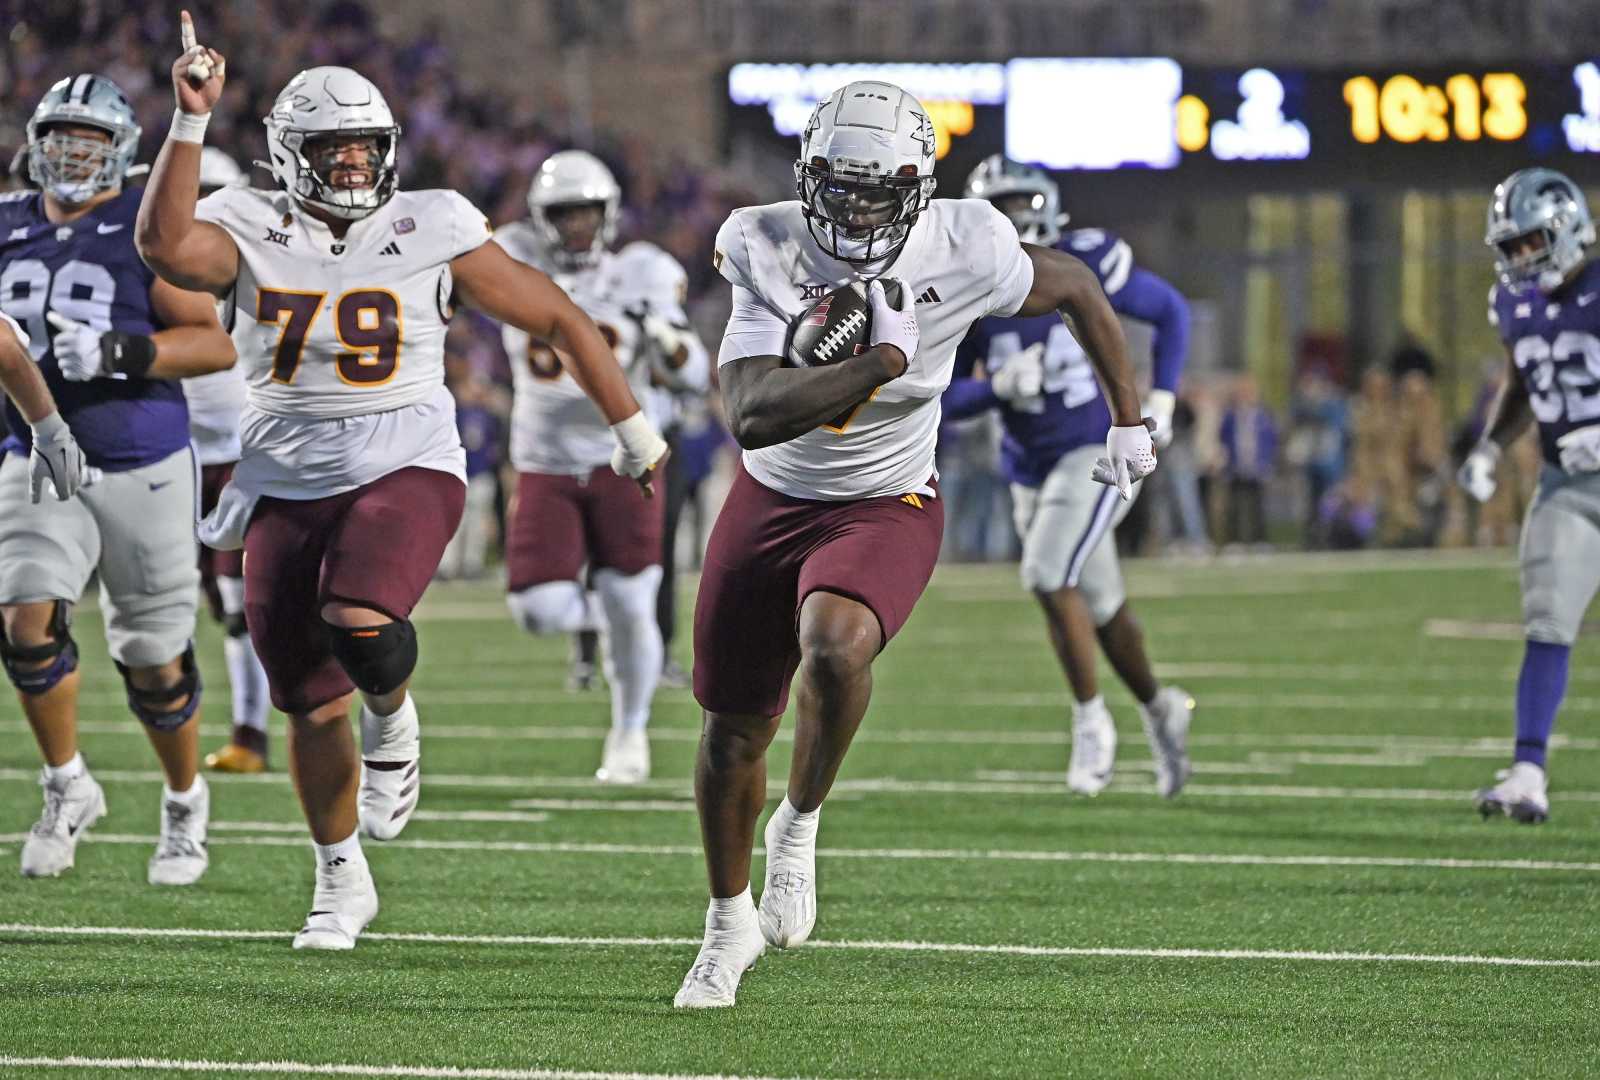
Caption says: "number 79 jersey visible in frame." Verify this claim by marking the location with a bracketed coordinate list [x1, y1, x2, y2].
[1489, 259, 1600, 469]
[195, 184, 491, 419]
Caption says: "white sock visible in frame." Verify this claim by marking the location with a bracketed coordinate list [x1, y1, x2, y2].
[164, 774, 205, 803]
[364, 690, 414, 721]
[361, 692, 417, 761]
[218, 576, 270, 734]
[594, 566, 663, 734]
[1073, 695, 1110, 724]
[44, 752, 86, 784]
[312, 829, 364, 873]
[1137, 688, 1165, 718]
[222, 634, 271, 733]
[707, 886, 757, 932]
[768, 796, 819, 850]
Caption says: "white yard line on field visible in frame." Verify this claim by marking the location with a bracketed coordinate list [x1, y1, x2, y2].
[0, 1055, 813, 1080]
[3, 833, 1598, 874]
[6, 767, 1600, 803]
[205, 811, 553, 833]
[0, 924, 1591, 970]
[8, 726, 1594, 756]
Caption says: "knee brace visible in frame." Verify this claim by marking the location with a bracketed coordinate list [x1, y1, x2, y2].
[116, 644, 202, 731]
[0, 601, 79, 696]
[507, 581, 591, 635]
[325, 618, 417, 696]
[222, 610, 249, 639]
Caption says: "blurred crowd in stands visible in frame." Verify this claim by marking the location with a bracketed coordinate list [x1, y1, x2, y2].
[0, 0, 1531, 570]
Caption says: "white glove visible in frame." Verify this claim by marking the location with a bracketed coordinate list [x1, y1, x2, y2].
[1457, 441, 1500, 503]
[990, 342, 1045, 408]
[1144, 388, 1177, 449]
[1090, 420, 1159, 500]
[1557, 427, 1600, 474]
[866, 278, 918, 371]
[641, 312, 687, 363]
[28, 411, 94, 502]
[45, 312, 107, 381]
[609, 409, 669, 493]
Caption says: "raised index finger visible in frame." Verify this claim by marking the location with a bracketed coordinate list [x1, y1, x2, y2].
[180, 10, 197, 51]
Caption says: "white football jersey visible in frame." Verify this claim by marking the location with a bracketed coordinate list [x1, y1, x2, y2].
[495, 225, 706, 473]
[196, 185, 491, 498]
[184, 363, 246, 465]
[714, 198, 1034, 501]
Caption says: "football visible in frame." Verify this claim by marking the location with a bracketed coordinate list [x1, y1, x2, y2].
[786, 280, 902, 368]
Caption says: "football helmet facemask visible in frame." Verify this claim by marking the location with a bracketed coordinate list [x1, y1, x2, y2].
[1486, 168, 1596, 292]
[794, 81, 936, 267]
[26, 74, 141, 206]
[964, 154, 1068, 247]
[527, 150, 621, 270]
[264, 67, 400, 221]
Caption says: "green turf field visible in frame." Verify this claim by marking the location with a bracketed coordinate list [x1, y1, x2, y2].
[1, 549, 1597, 1079]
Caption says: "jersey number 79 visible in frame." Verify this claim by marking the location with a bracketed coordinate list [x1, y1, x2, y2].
[259, 287, 403, 386]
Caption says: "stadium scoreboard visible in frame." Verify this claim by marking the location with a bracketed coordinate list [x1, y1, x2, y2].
[727, 60, 1600, 188]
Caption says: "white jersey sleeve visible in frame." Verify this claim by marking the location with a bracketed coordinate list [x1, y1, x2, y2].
[196, 186, 477, 497]
[979, 200, 1036, 317]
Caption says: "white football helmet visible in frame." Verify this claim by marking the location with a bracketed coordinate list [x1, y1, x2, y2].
[527, 150, 621, 270]
[26, 74, 141, 205]
[964, 154, 1068, 247]
[1486, 168, 1596, 292]
[263, 67, 400, 221]
[198, 146, 243, 193]
[795, 80, 936, 266]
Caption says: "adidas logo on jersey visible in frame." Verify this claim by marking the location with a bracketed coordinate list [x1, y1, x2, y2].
[914, 286, 942, 304]
[379, 241, 403, 256]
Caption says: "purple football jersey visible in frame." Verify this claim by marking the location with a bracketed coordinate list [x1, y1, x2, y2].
[0, 187, 189, 471]
[1490, 260, 1600, 470]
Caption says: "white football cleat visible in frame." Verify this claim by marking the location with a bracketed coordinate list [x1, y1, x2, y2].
[1067, 703, 1117, 796]
[1141, 686, 1195, 799]
[292, 857, 379, 950]
[758, 811, 817, 949]
[20, 768, 106, 879]
[147, 776, 210, 886]
[1474, 762, 1550, 824]
[595, 728, 650, 785]
[358, 695, 420, 841]
[673, 904, 766, 1009]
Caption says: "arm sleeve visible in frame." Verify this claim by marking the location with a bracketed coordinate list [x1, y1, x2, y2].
[982, 203, 1035, 317]
[1109, 267, 1190, 393]
[717, 285, 789, 367]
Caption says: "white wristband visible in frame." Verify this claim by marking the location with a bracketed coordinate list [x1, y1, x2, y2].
[610, 410, 662, 459]
[169, 110, 210, 144]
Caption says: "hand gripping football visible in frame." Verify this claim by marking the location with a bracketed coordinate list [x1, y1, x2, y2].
[787, 281, 903, 368]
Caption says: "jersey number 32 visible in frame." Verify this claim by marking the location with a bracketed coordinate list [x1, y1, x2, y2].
[1515, 331, 1600, 425]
